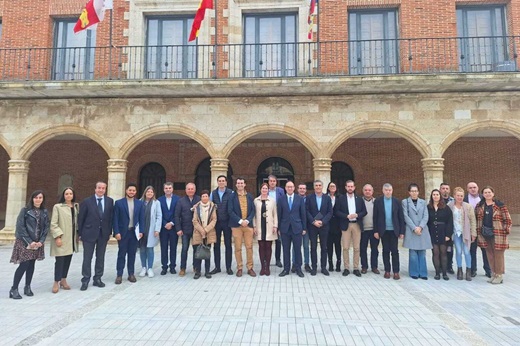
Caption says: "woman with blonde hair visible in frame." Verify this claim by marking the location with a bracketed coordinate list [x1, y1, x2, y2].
[447, 187, 476, 281]
[254, 183, 278, 276]
[138, 186, 162, 278]
[192, 190, 217, 279]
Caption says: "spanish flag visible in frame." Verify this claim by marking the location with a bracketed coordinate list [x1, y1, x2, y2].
[189, 0, 214, 42]
[74, 0, 106, 34]
[308, 0, 317, 40]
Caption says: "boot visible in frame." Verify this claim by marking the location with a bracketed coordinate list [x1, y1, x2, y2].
[328, 260, 334, 272]
[491, 274, 503, 284]
[260, 261, 266, 276]
[24, 285, 34, 296]
[9, 288, 22, 299]
[457, 267, 463, 280]
[336, 261, 341, 272]
[465, 268, 472, 281]
[52, 282, 59, 294]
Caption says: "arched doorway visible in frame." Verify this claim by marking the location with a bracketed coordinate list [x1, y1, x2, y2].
[194, 158, 234, 193]
[257, 157, 294, 194]
[139, 162, 166, 197]
[331, 161, 354, 193]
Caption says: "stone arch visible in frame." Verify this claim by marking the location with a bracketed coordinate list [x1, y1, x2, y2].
[440, 120, 520, 156]
[0, 135, 12, 159]
[221, 123, 321, 159]
[119, 124, 216, 159]
[19, 125, 112, 160]
[326, 121, 432, 159]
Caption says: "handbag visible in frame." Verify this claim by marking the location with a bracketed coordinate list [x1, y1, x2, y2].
[195, 240, 211, 260]
[481, 225, 494, 239]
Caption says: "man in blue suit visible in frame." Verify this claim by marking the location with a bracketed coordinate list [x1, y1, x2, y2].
[174, 182, 200, 277]
[113, 183, 145, 284]
[268, 175, 285, 268]
[306, 180, 333, 276]
[158, 182, 180, 275]
[278, 181, 306, 278]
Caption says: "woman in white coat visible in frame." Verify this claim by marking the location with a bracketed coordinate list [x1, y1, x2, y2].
[402, 183, 432, 279]
[138, 186, 162, 278]
[253, 183, 278, 276]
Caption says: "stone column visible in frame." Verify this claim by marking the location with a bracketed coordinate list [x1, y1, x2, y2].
[0, 160, 30, 242]
[313, 158, 332, 188]
[210, 158, 229, 191]
[422, 158, 444, 199]
[107, 159, 128, 200]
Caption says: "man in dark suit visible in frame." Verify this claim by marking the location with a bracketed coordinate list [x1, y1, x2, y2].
[464, 181, 491, 278]
[158, 182, 180, 275]
[113, 183, 145, 284]
[78, 181, 114, 291]
[268, 175, 285, 268]
[306, 180, 333, 276]
[278, 181, 306, 277]
[335, 180, 367, 277]
[209, 175, 234, 275]
[174, 182, 200, 277]
[373, 183, 405, 280]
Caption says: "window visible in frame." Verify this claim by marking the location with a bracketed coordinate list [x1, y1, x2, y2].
[457, 6, 510, 72]
[146, 17, 196, 79]
[349, 10, 398, 75]
[243, 13, 297, 77]
[53, 20, 96, 80]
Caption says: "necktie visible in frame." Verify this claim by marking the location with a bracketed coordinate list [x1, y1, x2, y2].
[289, 196, 293, 210]
[97, 198, 103, 217]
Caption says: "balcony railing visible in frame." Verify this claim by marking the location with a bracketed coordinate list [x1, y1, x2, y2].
[0, 36, 518, 82]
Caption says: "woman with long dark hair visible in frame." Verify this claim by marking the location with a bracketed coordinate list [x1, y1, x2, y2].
[138, 186, 162, 278]
[253, 183, 278, 276]
[427, 189, 453, 281]
[9, 190, 49, 299]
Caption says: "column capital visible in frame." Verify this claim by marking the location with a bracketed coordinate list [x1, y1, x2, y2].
[8, 160, 30, 173]
[210, 158, 229, 169]
[107, 159, 128, 172]
[312, 158, 332, 171]
[421, 158, 444, 171]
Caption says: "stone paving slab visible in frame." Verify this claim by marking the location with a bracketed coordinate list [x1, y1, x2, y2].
[1, 235, 519, 346]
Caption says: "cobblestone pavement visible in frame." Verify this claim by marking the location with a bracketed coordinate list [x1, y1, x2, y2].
[1, 228, 519, 346]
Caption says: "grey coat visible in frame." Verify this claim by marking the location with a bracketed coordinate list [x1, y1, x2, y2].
[402, 198, 432, 250]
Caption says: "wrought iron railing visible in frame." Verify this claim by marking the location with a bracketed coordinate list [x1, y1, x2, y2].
[0, 36, 518, 82]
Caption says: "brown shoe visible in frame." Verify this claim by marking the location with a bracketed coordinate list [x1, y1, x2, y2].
[361, 268, 367, 274]
[179, 269, 186, 277]
[236, 269, 243, 277]
[393, 273, 400, 280]
[115, 276, 122, 285]
[60, 279, 71, 290]
[372, 268, 380, 274]
[248, 269, 257, 277]
[128, 275, 137, 283]
[52, 282, 59, 294]
[384, 271, 391, 279]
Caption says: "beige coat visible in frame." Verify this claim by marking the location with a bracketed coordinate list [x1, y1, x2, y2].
[192, 201, 217, 245]
[50, 203, 79, 257]
[253, 197, 278, 241]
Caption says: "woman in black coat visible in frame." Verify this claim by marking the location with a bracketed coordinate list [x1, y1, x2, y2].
[427, 189, 453, 281]
[327, 182, 341, 272]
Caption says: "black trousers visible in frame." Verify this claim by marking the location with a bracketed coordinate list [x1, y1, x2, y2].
[327, 231, 341, 265]
[54, 254, 73, 282]
[281, 230, 302, 271]
[82, 236, 108, 283]
[159, 228, 179, 270]
[309, 227, 328, 270]
[381, 231, 400, 273]
[446, 239, 454, 269]
[213, 221, 232, 270]
[13, 259, 36, 289]
[360, 229, 380, 270]
[193, 244, 211, 273]
[275, 239, 282, 262]
[470, 239, 491, 274]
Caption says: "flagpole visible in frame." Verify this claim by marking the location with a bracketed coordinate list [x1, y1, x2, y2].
[213, 0, 218, 79]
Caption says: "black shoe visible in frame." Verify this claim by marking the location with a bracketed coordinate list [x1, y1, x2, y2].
[342, 269, 350, 277]
[161, 269, 167, 275]
[93, 280, 105, 288]
[335, 266, 341, 273]
[434, 274, 441, 280]
[80, 282, 88, 291]
[9, 288, 22, 299]
[209, 268, 221, 275]
[420, 277, 428, 280]
[296, 270, 305, 278]
[328, 261, 334, 272]
[24, 286, 34, 297]
[485, 272, 492, 278]
[170, 268, 176, 274]
[226, 268, 234, 275]
[447, 268, 455, 274]
[322, 268, 330, 276]
[310, 269, 317, 276]
[205, 273, 212, 279]
[194, 272, 201, 280]
[443, 274, 450, 281]
[291, 266, 296, 273]
[276, 261, 283, 268]
[305, 265, 311, 273]
[353, 270, 361, 277]
[471, 270, 477, 278]
[411, 276, 419, 279]
[279, 270, 289, 277]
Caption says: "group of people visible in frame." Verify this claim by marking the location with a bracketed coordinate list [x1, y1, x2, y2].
[8, 175, 512, 299]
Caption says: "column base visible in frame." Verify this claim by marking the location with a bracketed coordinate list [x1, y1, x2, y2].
[0, 227, 15, 244]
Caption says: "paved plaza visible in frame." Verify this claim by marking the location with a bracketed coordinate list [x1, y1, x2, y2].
[1, 230, 519, 346]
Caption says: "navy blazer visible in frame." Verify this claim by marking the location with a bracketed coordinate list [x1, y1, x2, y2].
[373, 196, 405, 237]
[210, 187, 234, 222]
[335, 194, 368, 230]
[78, 195, 114, 243]
[174, 195, 201, 235]
[227, 192, 255, 228]
[305, 193, 333, 230]
[278, 194, 306, 235]
[112, 198, 145, 237]
[158, 195, 180, 230]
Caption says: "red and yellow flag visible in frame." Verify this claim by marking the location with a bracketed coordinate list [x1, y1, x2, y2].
[189, 0, 214, 41]
[74, 0, 106, 34]
[308, 0, 317, 40]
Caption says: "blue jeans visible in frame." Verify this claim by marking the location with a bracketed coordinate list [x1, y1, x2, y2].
[292, 232, 309, 266]
[453, 233, 471, 268]
[180, 233, 193, 270]
[139, 247, 155, 269]
[409, 249, 427, 278]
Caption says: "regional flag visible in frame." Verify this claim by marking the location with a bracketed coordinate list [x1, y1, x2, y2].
[308, 0, 317, 40]
[189, 0, 214, 42]
[74, 0, 107, 33]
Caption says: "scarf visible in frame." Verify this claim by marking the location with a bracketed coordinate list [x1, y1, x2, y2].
[198, 202, 210, 227]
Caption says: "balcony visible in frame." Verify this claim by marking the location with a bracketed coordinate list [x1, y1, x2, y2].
[0, 36, 518, 82]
